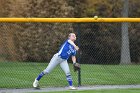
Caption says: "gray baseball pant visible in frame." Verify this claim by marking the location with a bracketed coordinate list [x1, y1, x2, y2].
[43, 53, 71, 76]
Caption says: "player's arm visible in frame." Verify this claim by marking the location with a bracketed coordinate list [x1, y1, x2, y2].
[68, 40, 79, 51]
[72, 56, 76, 64]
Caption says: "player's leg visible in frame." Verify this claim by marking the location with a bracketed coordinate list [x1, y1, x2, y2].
[60, 61, 77, 89]
[36, 54, 60, 81]
[33, 54, 60, 88]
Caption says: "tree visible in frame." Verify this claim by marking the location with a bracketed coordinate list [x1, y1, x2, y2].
[1, 0, 84, 62]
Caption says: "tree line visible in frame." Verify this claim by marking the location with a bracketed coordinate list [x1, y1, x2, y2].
[0, 0, 139, 64]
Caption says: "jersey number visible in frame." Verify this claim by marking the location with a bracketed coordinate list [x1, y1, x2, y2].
[67, 50, 71, 55]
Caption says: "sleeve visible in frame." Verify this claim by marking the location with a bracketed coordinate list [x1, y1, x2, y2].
[68, 40, 76, 47]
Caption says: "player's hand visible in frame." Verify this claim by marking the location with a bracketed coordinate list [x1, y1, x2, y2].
[73, 63, 80, 72]
[75, 46, 79, 51]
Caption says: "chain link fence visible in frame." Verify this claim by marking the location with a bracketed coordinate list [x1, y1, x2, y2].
[0, 22, 140, 88]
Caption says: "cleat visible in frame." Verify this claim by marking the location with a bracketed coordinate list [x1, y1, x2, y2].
[69, 86, 77, 90]
[33, 79, 39, 88]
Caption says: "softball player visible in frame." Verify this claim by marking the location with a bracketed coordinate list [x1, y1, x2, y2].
[33, 33, 79, 90]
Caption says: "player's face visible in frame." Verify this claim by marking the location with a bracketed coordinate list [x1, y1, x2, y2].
[69, 34, 76, 41]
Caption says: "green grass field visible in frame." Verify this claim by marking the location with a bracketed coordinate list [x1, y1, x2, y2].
[0, 62, 140, 88]
[29, 88, 140, 93]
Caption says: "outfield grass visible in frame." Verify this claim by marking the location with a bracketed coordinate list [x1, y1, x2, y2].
[0, 62, 140, 88]
[30, 88, 140, 93]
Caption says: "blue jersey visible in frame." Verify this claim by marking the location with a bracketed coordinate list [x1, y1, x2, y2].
[58, 39, 76, 60]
